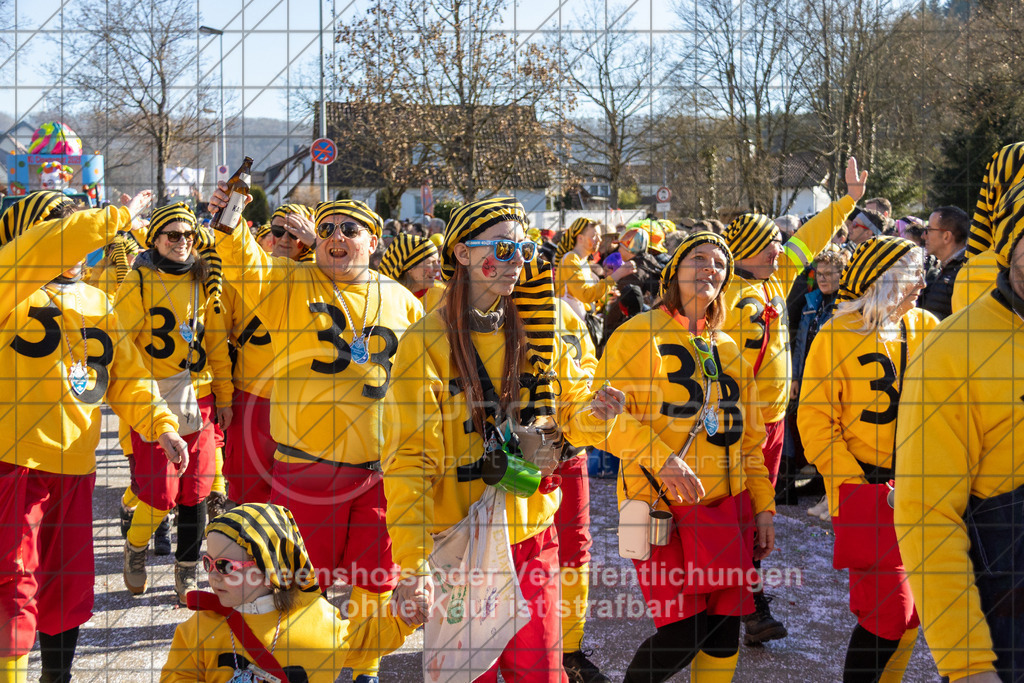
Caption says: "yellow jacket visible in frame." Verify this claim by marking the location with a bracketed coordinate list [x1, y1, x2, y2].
[113, 264, 233, 407]
[895, 290, 1024, 681]
[951, 249, 1000, 314]
[383, 309, 610, 575]
[555, 299, 598, 379]
[160, 591, 408, 683]
[420, 280, 446, 314]
[598, 309, 775, 515]
[0, 207, 178, 475]
[216, 226, 423, 466]
[557, 252, 612, 313]
[723, 196, 856, 423]
[220, 282, 275, 399]
[798, 308, 937, 516]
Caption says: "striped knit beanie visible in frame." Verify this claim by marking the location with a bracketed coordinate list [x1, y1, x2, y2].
[723, 213, 779, 261]
[313, 199, 383, 238]
[379, 232, 438, 281]
[441, 197, 529, 281]
[970, 142, 1024, 257]
[0, 191, 75, 247]
[206, 503, 319, 593]
[991, 180, 1024, 268]
[660, 231, 734, 296]
[554, 217, 595, 263]
[837, 236, 915, 303]
[146, 202, 196, 247]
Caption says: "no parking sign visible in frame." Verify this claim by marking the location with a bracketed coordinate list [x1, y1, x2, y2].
[311, 138, 337, 165]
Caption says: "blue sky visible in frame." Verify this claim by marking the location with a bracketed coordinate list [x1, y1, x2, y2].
[0, 0, 677, 127]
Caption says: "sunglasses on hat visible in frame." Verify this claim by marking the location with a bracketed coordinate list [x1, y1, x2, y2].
[316, 220, 366, 240]
[159, 230, 196, 244]
[464, 239, 537, 262]
[202, 553, 258, 576]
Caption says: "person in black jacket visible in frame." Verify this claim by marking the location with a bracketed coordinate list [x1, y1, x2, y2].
[919, 205, 969, 320]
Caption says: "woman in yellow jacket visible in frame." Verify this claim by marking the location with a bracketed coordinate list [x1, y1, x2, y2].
[600, 232, 777, 682]
[0, 190, 191, 683]
[556, 217, 635, 322]
[385, 198, 625, 682]
[379, 232, 445, 311]
[798, 236, 936, 683]
[115, 202, 234, 605]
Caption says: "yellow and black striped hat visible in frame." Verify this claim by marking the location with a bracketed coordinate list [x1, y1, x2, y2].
[554, 217, 596, 263]
[0, 191, 75, 247]
[194, 226, 226, 312]
[105, 232, 142, 287]
[970, 142, 1024, 257]
[313, 199, 383, 237]
[660, 231, 734, 296]
[991, 180, 1024, 268]
[441, 197, 528, 281]
[272, 203, 315, 261]
[379, 232, 438, 281]
[255, 222, 273, 243]
[146, 202, 196, 247]
[723, 213, 780, 261]
[272, 203, 312, 223]
[206, 503, 319, 593]
[837, 236, 915, 303]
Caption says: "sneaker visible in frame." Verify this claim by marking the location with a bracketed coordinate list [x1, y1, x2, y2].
[563, 650, 610, 683]
[743, 592, 788, 645]
[206, 491, 230, 520]
[123, 541, 148, 595]
[174, 561, 198, 605]
[153, 515, 172, 556]
[807, 495, 829, 519]
[119, 504, 135, 539]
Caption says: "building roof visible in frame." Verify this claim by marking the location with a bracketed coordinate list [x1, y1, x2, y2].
[315, 101, 552, 190]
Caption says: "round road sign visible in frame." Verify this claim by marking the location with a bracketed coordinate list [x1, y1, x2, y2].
[311, 138, 337, 166]
[656, 186, 672, 203]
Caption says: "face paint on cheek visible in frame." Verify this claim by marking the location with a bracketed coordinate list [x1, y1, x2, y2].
[481, 256, 498, 278]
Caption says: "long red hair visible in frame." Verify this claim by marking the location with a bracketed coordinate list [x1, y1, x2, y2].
[443, 264, 527, 435]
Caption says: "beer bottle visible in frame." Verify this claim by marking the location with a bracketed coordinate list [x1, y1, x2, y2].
[209, 156, 253, 234]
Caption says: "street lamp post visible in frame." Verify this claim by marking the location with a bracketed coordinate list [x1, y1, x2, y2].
[199, 25, 226, 172]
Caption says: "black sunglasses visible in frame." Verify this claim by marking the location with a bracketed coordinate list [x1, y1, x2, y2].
[159, 230, 195, 244]
[270, 225, 295, 239]
[316, 221, 366, 240]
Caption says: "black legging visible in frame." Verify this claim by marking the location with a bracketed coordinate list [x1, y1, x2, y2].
[174, 501, 207, 563]
[843, 624, 902, 683]
[624, 612, 741, 683]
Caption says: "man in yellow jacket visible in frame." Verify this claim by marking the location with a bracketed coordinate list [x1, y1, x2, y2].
[0, 191, 190, 683]
[896, 179, 1024, 683]
[721, 156, 867, 644]
[209, 186, 422, 683]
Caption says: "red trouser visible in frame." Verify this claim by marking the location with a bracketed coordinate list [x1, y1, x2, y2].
[848, 566, 920, 641]
[0, 463, 95, 656]
[477, 526, 568, 683]
[224, 389, 277, 503]
[762, 419, 785, 487]
[554, 456, 592, 568]
[270, 459, 398, 593]
[129, 394, 216, 510]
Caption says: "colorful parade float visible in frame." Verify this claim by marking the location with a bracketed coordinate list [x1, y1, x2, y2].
[5, 121, 105, 208]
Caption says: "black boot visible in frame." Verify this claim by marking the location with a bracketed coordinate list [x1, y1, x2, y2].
[743, 591, 788, 645]
[563, 649, 610, 683]
[39, 627, 79, 683]
[153, 514, 172, 556]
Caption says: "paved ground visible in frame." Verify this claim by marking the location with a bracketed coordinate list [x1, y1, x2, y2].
[23, 411, 941, 681]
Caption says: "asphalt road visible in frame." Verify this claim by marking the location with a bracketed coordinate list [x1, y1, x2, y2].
[21, 412, 941, 682]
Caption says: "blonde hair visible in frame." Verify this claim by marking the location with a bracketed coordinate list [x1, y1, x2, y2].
[834, 248, 923, 340]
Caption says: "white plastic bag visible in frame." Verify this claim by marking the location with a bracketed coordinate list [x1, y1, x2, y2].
[423, 487, 528, 682]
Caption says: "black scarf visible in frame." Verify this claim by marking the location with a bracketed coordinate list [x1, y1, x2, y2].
[993, 269, 1024, 319]
[135, 249, 196, 276]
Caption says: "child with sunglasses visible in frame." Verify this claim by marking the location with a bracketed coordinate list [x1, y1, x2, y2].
[600, 232, 776, 683]
[161, 503, 414, 683]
